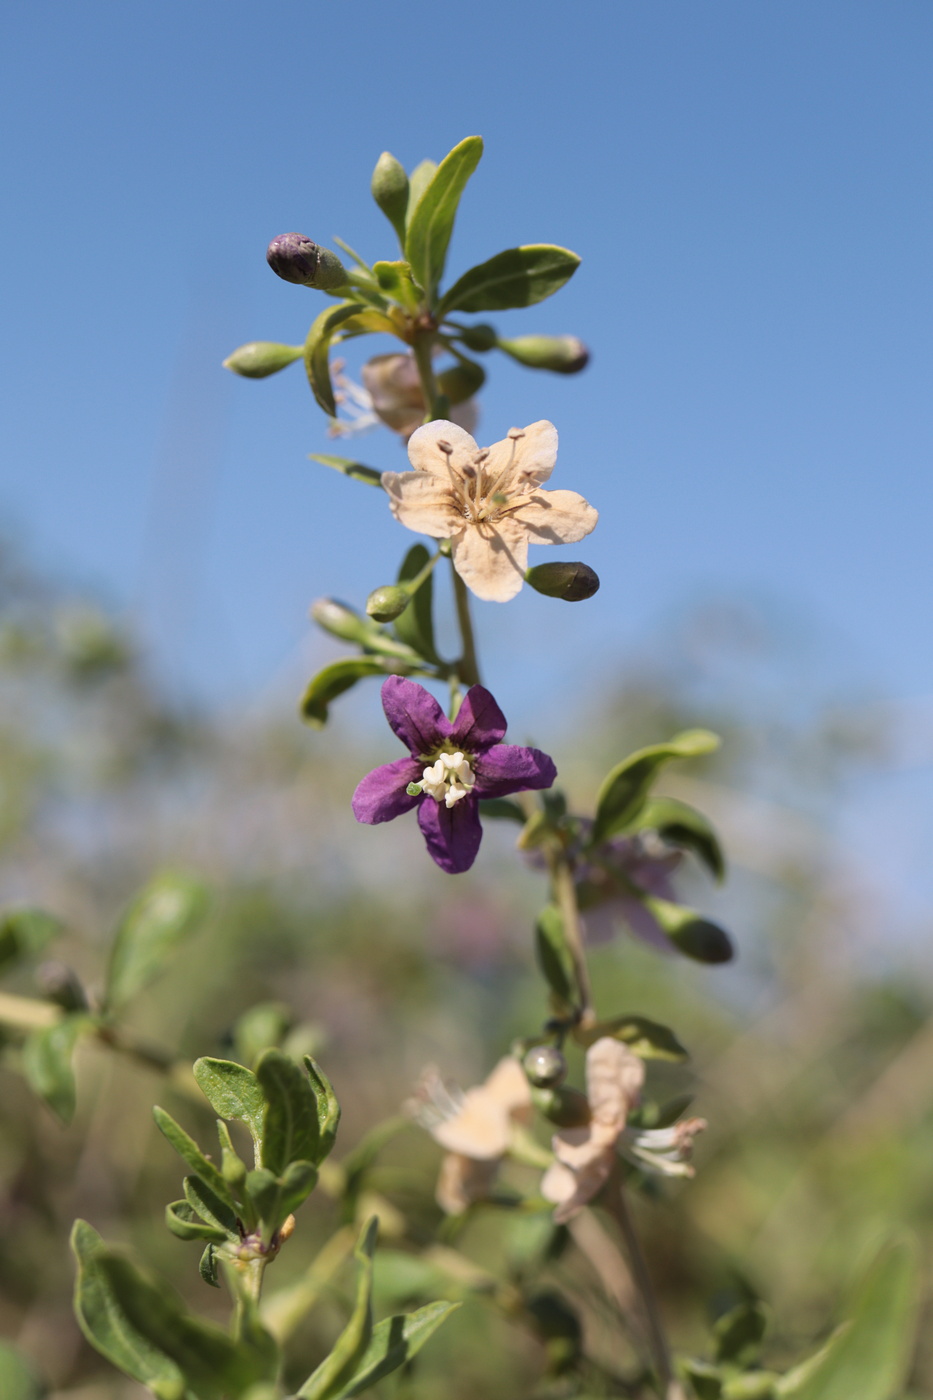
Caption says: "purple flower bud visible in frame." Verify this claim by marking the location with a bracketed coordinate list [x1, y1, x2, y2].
[266, 233, 348, 290]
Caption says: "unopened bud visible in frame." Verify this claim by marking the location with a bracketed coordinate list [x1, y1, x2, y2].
[266, 233, 348, 290]
[531, 1085, 591, 1128]
[37, 960, 88, 1012]
[366, 585, 410, 623]
[371, 152, 409, 240]
[222, 341, 303, 379]
[222, 1146, 248, 1190]
[312, 597, 379, 644]
[523, 1045, 567, 1088]
[525, 561, 600, 602]
[497, 335, 589, 374]
[436, 359, 486, 404]
[457, 323, 497, 353]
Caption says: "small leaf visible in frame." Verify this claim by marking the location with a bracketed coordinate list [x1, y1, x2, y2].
[300, 657, 414, 728]
[70, 1221, 185, 1400]
[183, 1174, 240, 1238]
[199, 1243, 220, 1288]
[437, 244, 580, 316]
[640, 896, 734, 964]
[405, 159, 437, 231]
[193, 1057, 266, 1150]
[590, 730, 721, 845]
[256, 1048, 320, 1175]
[304, 1055, 341, 1163]
[105, 872, 210, 1010]
[715, 1301, 768, 1366]
[0, 1342, 45, 1400]
[337, 1300, 461, 1398]
[373, 260, 419, 308]
[245, 1166, 282, 1225]
[574, 1014, 689, 1061]
[152, 1105, 237, 1208]
[535, 906, 576, 1013]
[22, 1015, 87, 1124]
[405, 136, 483, 299]
[681, 1360, 724, 1399]
[777, 1238, 920, 1400]
[279, 1158, 319, 1216]
[298, 1217, 379, 1400]
[0, 907, 63, 973]
[165, 1200, 229, 1243]
[393, 544, 440, 664]
[308, 453, 384, 487]
[304, 302, 366, 417]
[478, 797, 526, 823]
[626, 795, 725, 882]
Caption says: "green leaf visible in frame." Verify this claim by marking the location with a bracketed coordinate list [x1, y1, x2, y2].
[70, 1221, 185, 1400]
[626, 795, 725, 882]
[165, 1199, 230, 1243]
[245, 1166, 282, 1225]
[0, 1343, 45, 1400]
[405, 136, 483, 299]
[591, 730, 721, 846]
[681, 1360, 724, 1399]
[777, 1238, 920, 1400]
[96, 1250, 275, 1398]
[279, 1159, 319, 1216]
[437, 244, 580, 316]
[183, 1174, 240, 1238]
[304, 1055, 341, 1163]
[105, 872, 210, 1009]
[152, 1105, 237, 1208]
[0, 907, 63, 973]
[298, 1217, 379, 1400]
[574, 1014, 689, 1061]
[193, 1057, 266, 1150]
[639, 896, 734, 964]
[373, 260, 420, 308]
[308, 453, 384, 487]
[199, 1243, 220, 1288]
[22, 1015, 87, 1124]
[304, 302, 366, 416]
[256, 1048, 320, 1175]
[478, 797, 526, 823]
[404, 159, 437, 231]
[338, 1300, 461, 1398]
[393, 544, 440, 664]
[300, 657, 413, 728]
[535, 906, 576, 1013]
[715, 1301, 768, 1366]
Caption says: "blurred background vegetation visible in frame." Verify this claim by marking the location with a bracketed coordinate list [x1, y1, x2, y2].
[0, 539, 930, 1397]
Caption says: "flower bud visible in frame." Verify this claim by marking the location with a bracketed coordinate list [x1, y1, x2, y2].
[525, 561, 600, 602]
[266, 233, 348, 290]
[371, 152, 409, 240]
[366, 585, 410, 623]
[222, 341, 303, 379]
[457, 323, 497, 353]
[311, 597, 380, 644]
[497, 335, 589, 374]
[523, 1044, 568, 1088]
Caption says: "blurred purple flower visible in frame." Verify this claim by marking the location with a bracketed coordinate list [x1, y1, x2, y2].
[352, 677, 556, 874]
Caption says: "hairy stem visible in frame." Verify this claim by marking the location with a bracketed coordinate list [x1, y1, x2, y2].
[551, 854, 594, 1026]
[607, 1171, 677, 1397]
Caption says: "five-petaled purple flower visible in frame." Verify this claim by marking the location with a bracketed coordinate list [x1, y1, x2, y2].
[352, 677, 557, 874]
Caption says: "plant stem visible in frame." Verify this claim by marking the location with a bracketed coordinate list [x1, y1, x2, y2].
[412, 331, 439, 413]
[551, 854, 594, 1026]
[607, 1170, 677, 1398]
[451, 564, 481, 687]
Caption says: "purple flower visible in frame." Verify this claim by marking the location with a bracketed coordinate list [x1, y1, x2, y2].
[352, 677, 557, 874]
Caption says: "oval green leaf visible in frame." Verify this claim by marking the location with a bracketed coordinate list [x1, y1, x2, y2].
[105, 872, 210, 1010]
[304, 302, 367, 417]
[627, 795, 725, 882]
[437, 244, 580, 316]
[22, 1015, 88, 1124]
[640, 896, 734, 964]
[193, 1056, 266, 1150]
[590, 730, 721, 846]
[300, 657, 415, 728]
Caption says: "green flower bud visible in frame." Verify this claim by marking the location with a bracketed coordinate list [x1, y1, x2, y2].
[311, 598, 381, 644]
[266, 233, 348, 290]
[371, 151, 409, 241]
[531, 1084, 591, 1128]
[457, 323, 497, 353]
[497, 334, 589, 374]
[436, 357, 486, 404]
[366, 585, 410, 623]
[525, 561, 600, 601]
[523, 1044, 568, 1088]
[222, 341, 303, 379]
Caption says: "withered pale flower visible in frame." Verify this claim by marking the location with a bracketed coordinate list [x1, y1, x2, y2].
[540, 1038, 705, 1223]
[382, 420, 598, 603]
[409, 1056, 533, 1214]
[331, 354, 478, 443]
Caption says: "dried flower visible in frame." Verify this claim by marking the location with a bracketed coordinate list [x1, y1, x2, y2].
[381, 420, 598, 602]
[352, 677, 556, 873]
[331, 354, 478, 443]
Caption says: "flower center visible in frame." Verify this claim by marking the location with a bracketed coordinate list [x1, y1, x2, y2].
[436, 431, 533, 525]
[408, 750, 477, 808]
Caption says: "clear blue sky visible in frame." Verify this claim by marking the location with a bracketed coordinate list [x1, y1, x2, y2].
[3, 2, 933, 924]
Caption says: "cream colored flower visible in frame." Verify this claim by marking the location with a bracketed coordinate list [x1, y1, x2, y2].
[381, 420, 598, 602]
[540, 1038, 705, 1223]
[331, 354, 478, 443]
[408, 1056, 533, 1214]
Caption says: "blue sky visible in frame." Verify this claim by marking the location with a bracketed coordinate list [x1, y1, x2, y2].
[3, 2, 933, 923]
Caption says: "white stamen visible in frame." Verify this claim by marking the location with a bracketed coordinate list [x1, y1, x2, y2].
[410, 750, 476, 806]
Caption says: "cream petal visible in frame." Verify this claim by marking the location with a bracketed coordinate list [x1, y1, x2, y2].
[432, 1086, 512, 1159]
[381, 470, 460, 539]
[407, 419, 479, 479]
[481, 420, 558, 492]
[585, 1039, 644, 1131]
[510, 488, 599, 546]
[436, 1153, 499, 1214]
[451, 519, 528, 603]
[482, 1056, 534, 1117]
[540, 1159, 578, 1206]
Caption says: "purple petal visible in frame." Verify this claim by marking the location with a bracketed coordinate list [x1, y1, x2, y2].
[380, 676, 450, 756]
[449, 685, 508, 752]
[352, 756, 424, 824]
[474, 743, 557, 799]
[417, 795, 483, 873]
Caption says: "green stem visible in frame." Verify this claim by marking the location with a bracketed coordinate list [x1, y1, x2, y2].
[451, 564, 480, 688]
[412, 331, 439, 414]
[551, 854, 594, 1026]
[606, 1169, 676, 1397]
